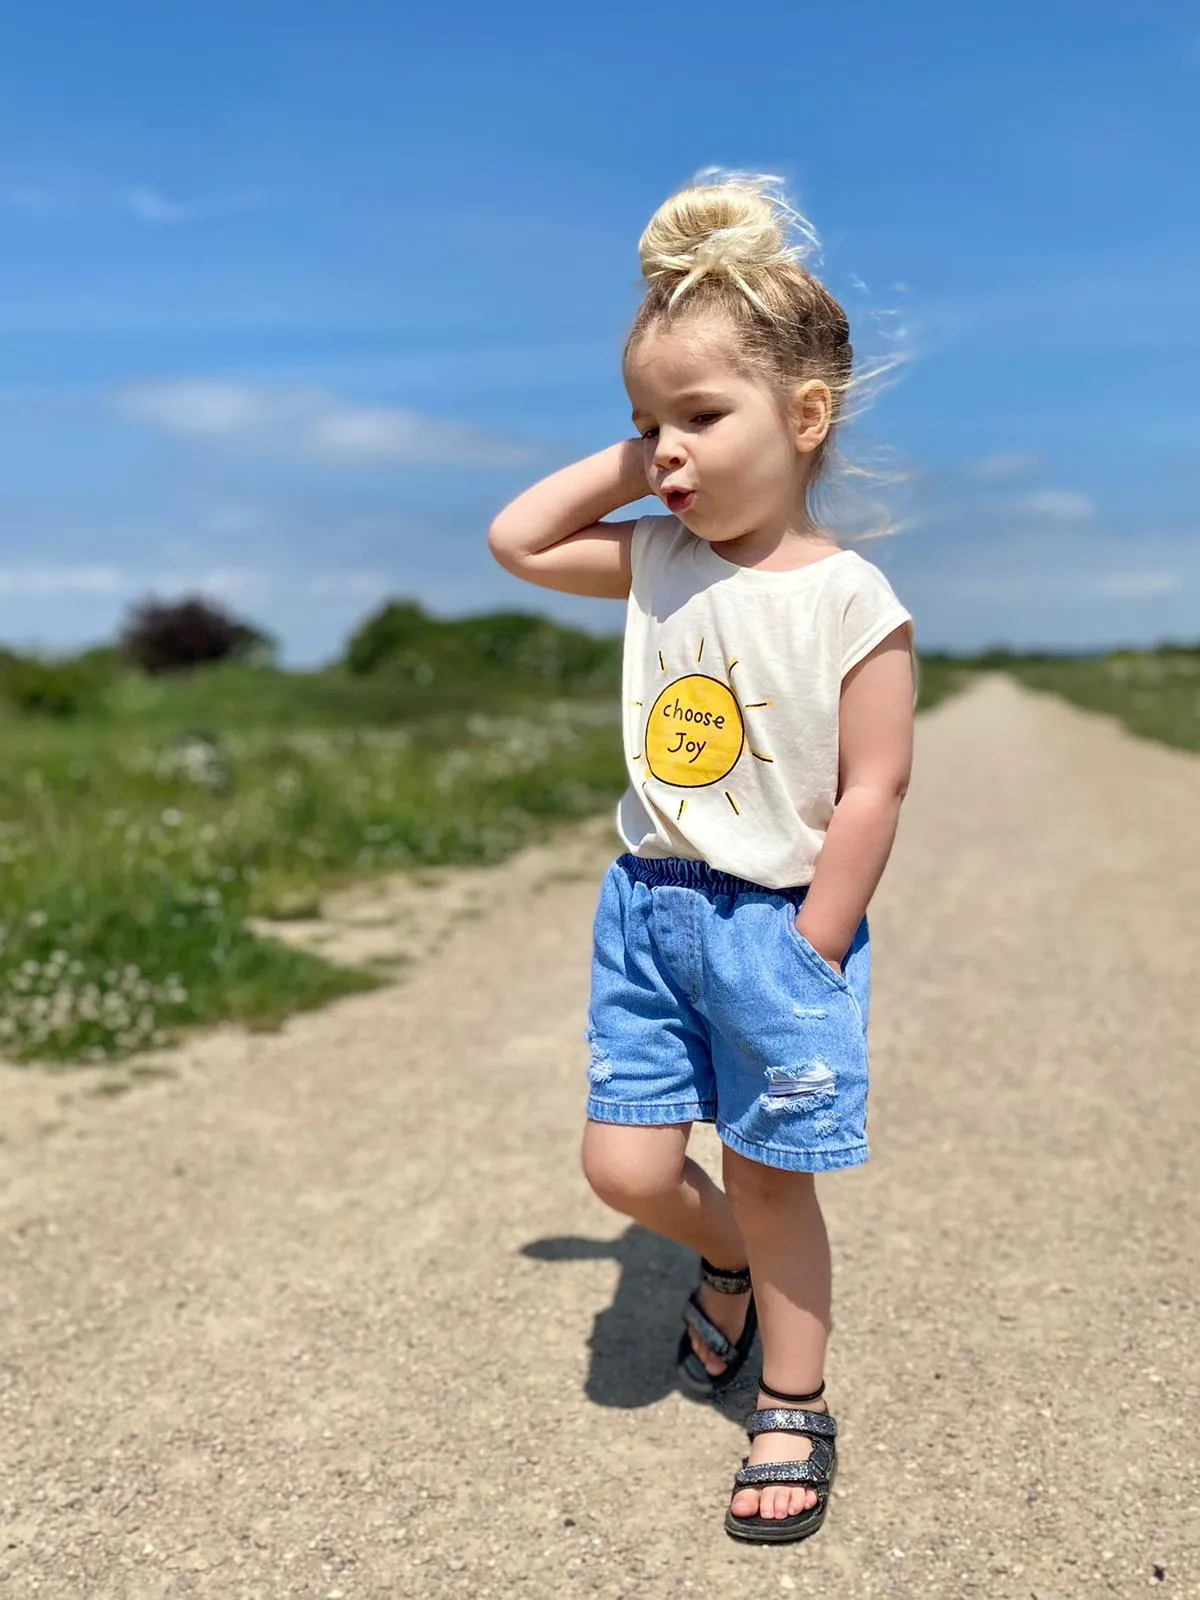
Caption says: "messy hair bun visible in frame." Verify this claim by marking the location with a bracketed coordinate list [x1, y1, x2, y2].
[638, 177, 803, 315]
[627, 171, 853, 447]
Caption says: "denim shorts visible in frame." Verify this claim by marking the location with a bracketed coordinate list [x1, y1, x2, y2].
[585, 855, 872, 1173]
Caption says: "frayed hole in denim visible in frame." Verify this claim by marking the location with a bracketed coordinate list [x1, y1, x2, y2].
[759, 1061, 836, 1114]
[586, 1026, 613, 1084]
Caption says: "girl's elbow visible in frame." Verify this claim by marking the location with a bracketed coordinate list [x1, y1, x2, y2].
[487, 517, 524, 572]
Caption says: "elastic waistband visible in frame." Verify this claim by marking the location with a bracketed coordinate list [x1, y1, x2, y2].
[616, 853, 808, 899]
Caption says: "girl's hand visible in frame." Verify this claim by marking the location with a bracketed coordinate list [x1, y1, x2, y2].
[794, 917, 845, 976]
[488, 441, 650, 599]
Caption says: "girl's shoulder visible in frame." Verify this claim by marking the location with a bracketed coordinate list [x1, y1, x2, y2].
[628, 513, 696, 594]
[819, 544, 902, 593]
[821, 547, 914, 674]
[631, 512, 691, 558]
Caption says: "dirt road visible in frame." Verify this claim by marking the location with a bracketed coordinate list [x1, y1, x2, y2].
[2, 675, 1198, 1598]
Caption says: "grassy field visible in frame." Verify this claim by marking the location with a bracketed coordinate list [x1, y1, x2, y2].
[1, 645, 627, 1065]
[0, 640, 1077, 1068]
[911, 655, 971, 714]
[994, 650, 1200, 754]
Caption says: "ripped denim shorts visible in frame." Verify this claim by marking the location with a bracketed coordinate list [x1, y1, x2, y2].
[585, 855, 872, 1173]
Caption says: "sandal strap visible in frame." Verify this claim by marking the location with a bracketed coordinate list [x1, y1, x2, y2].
[734, 1452, 833, 1490]
[759, 1377, 825, 1405]
[681, 1295, 735, 1362]
[700, 1258, 752, 1295]
[746, 1407, 837, 1440]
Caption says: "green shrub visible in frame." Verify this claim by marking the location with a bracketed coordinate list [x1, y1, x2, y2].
[453, 612, 620, 688]
[344, 598, 620, 691]
[0, 656, 98, 718]
[344, 601, 436, 676]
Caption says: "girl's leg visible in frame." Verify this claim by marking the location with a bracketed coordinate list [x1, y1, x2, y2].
[722, 1146, 832, 1522]
[581, 1121, 750, 1374]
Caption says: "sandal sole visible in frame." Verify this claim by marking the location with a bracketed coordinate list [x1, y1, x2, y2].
[676, 1359, 744, 1400]
[723, 1511, 826, 1545]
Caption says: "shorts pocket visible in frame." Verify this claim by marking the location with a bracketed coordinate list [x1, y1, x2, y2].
[779, 899, 849, 992]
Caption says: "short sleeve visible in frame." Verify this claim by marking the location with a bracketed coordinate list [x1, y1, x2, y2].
[629, 514, 659, 587]
[629, 513, 686, 602]
[838, 557, 914, 676]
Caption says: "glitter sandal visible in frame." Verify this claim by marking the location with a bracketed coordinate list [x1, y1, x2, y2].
[724, 1379, 837, 1545]
[675, 1257, 757, 1399]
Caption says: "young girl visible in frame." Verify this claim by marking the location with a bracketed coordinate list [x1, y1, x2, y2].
[488, 174, 914, 1545]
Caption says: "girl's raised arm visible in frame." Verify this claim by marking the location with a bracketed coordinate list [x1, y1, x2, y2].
[488, 440, 649, 599]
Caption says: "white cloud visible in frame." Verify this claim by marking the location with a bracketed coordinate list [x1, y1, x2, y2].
[123, 381, 275, 436]
[119, 187, 199, 223]
[0, 184, 62, 215]
[117, 186, 260, 224]
[0, 565, 127, 595]
[206, 506, 267, 536]
[0, 563, 276, 603]
[117, 380, 535, 467]
[0, 178, 258, 225]
[148, 566, 270, 600]
[306, 573, 393, 600]
[1014, 489, 1095, 522]
[969, 450, 1041, 479]
[1090, 571, 1182, 599]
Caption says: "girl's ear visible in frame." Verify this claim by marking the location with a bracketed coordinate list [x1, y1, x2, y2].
[790, 379, 833, 456]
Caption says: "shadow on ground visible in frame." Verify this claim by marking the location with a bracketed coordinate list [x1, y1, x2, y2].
[522, 1224, 759, 1422]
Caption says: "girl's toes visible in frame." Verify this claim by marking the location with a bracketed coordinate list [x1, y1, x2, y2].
[789, 1486, 815, 1517]
[730, 1487, 761, 1520]
[689, 1331, 725, 1375]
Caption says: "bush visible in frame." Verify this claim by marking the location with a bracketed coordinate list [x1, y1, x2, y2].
[344, 601, 436, 678]
[120, 596, 275, 677]
[344, 598, 621, 692]
[0, 656, 98, 718]
[452, 612, 620, 688]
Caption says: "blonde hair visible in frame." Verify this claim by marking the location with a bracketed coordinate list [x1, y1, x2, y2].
[626, 171, 855, 489]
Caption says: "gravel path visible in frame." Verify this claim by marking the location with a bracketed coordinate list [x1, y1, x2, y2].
[2, 674, 1198, 1599]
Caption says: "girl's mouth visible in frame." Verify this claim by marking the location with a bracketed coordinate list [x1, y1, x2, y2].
[664, 488, 695, 515]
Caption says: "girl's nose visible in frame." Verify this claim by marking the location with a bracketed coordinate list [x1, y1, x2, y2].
[654, 435, 686, 472]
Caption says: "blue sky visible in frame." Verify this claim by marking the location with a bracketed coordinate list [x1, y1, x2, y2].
[1, 1, 1196, 664]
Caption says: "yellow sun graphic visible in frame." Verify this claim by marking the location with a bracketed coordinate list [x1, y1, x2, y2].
[633, 639, 772, 820]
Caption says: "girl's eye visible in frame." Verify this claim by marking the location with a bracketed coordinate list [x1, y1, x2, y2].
[640, 426, 659, 440]
[692, 412, 722, 427]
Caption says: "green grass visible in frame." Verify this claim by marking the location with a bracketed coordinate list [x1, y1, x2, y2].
[997, 650, 1200, 754]
[1, 646, 968, 1068]
[1, 663, 626, 1065]
[913, 655, 974, 713]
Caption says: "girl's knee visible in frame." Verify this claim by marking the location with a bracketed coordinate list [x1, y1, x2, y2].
[581, 1121, 688, 1214]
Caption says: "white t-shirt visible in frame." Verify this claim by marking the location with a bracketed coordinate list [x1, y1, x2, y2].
[616, 515, 914, 889]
